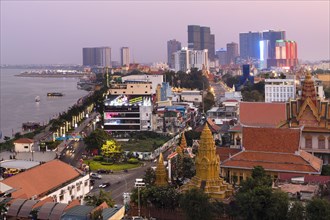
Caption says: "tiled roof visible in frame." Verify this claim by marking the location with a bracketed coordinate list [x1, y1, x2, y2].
[239, 102, 286, 127]
[216, 147, 241, 161]
[278, 173, 330, 184]
[242, 127, 301, 153]
[1, 160, 80, 199]
[221, 151, 320, 174]
[14, 138, 34, 144]
[229, 124, 242, 132]
[195, 119, 221, 133]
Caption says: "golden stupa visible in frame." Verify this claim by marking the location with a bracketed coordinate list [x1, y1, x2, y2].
[183, 124, 233, 199]
[155, 152, 168, 186]
[176, 133, 187, 155]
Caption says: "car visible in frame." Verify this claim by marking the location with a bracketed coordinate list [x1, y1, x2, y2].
[98, 182, 111, 188]
[90, 172, 102, 179]
[97, 169, 107, 174]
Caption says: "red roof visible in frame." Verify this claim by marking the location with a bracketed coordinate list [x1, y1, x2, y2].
[1, 160, 80, 199]
[14, 138, 34, 144]
[216, 147, 241, 161]
[278, 173, 330, 184]
[221, 151, 321, 174]
[243, 127, 301, 153]
[195, 119, 221, 133]
[239, 102, 287, 127]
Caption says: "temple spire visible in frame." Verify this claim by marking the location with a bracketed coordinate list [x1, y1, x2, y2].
[182, 123, 233, 200]
[301, 71, 317, 105]
[155, 153, 167, 186]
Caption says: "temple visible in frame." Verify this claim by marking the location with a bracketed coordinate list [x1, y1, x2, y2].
[155, 153, 168, 186]
[183, 124, 233, 200]
[280, 71, 330, 164]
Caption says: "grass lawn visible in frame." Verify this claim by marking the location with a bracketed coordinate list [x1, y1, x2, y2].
[119, 138, 168, 152]
[84, 160, 141, 171]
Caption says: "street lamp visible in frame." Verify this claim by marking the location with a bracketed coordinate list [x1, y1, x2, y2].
[136, 180, 145, 217]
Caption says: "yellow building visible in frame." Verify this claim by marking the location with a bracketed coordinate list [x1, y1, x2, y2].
[155, 153, 168, 187]
[183, 124, 233, 200]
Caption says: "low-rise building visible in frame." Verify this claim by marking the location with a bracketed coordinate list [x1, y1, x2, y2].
[221, 127, 323, 185]
[1, 160, 90, 204]
[13, 138, 34, 152]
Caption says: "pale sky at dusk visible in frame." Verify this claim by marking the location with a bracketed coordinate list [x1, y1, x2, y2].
[1, 1, 329, 65]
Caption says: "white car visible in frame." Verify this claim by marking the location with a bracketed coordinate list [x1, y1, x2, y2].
[98, 182, 111, 188]
[90, 173, 102, 179]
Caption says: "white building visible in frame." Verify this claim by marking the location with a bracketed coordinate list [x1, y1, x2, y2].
[13, 138, 34, 152]
[1, 160, 91, 204]
[265, 78, 296, 102]
[121, 74, 163, 94]
[174, 48, 209, 72]
[120, 47, 130, 67]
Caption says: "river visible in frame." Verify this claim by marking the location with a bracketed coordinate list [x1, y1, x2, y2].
[0, 68, 89, 141]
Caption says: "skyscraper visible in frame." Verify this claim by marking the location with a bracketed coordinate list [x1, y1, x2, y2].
[82, 47, 111, 67]
[120, 47, 130, 67]
[239, 31, 262, 59]
[167, 39, 181, 68]
[216, 48, 227, 65]
[188, 25, 215, 60]
[173, 48, 209, 72]
[262, 30, 286, 60]
[226, 42, 239, 65]
[239, 30, 285, 62]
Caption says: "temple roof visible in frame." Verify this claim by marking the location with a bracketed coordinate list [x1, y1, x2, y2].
[221, 127, 322, 175]
[301, 71, 317, 105]
[239, 102, 286, 127]
[195, 118, 221, 133]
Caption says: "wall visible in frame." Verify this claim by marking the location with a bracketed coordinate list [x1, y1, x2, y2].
[14, 143, 33, 152]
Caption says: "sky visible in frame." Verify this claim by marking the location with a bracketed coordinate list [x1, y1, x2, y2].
[1, 1, 329, 65]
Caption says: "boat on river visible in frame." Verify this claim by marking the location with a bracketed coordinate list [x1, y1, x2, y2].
[35, 96, 40, 102]
[47, 92, 64, 97]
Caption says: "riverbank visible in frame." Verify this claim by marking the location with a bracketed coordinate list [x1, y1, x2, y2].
[16, 73, 90, 78]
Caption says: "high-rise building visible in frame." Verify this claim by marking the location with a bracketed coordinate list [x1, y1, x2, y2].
[239, 31, 262, 59]
[167, 40, 181, 68]
[272, 40, 298, 68]
[216, 48, 227, 65]
[262, 30, 286, 59]
[82, 47, 111, 67]
[188, 25, 215, 60]
[239, 30, 286, 64]
[120, 47, 130, 67]
[173, 48, 209, 72]
[226, 42, 239, 64]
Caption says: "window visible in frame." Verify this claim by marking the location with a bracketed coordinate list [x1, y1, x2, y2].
[24, 146, 29, 149]
[59, 194, 64, 201]
[77, 185, 81, 191]
[85, 180, 89, 187]
[319, 136, 325, 149]
[305, 135, 312, 149]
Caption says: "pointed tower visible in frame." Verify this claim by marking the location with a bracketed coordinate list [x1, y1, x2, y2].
[183, 124, 233, 199]
[301, 71, 317, 105]
[176, 132, 187, 155]
[155, 153, 168, 186]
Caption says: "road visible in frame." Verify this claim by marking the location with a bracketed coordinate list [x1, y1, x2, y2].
[89, 162, 153, 204]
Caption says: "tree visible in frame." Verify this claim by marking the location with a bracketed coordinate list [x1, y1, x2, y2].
[287, 201, 305, 220]
[180, 188, 213, 220]
[203, 91, 215, 112]
[143, 167, 156, 186]
[306, 198, 330, 220]
[84, 129, 111, 151]
[84, 189, 115, 207]
[235, 166, 288, 220]
[182, 156, 196, 179]
[101, 140, 123, 163]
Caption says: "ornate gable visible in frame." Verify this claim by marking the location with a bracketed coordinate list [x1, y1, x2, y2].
[297, 97, 320, 125]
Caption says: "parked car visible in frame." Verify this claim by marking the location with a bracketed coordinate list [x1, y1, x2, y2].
[90, 172, 102, 179]
[99, 182, 111, 188]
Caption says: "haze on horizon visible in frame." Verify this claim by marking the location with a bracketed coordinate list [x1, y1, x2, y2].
[1, 1, 329, 65]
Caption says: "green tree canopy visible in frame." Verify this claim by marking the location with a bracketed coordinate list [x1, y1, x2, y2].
[235, 166, 288, 220]
[84, 189, 114, 207]
[287, 201, 305, 220]
[84, 129, 111, 151]
[306, 198, 330, 220]
[180, 188, 213, 220]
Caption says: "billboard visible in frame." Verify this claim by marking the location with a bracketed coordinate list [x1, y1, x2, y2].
[105, 95, 152, 107]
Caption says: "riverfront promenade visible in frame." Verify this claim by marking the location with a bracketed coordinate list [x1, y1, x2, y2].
[0, 112, 99, 162]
